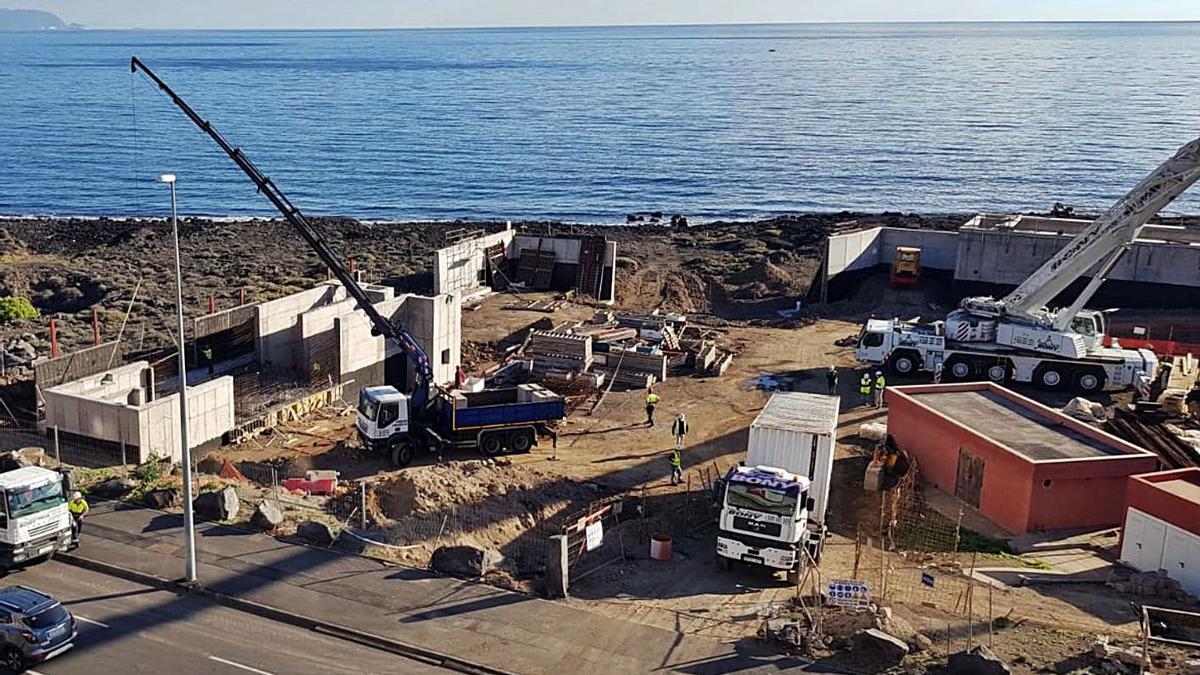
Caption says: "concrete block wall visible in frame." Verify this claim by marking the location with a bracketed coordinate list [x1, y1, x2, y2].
[513, 234, 582, 261]
[825, 227, 959, 278]
[433, 229, 515, 297]
[255, 283, 344, 372]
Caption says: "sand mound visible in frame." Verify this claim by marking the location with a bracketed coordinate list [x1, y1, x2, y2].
[728, 260, 795, 288]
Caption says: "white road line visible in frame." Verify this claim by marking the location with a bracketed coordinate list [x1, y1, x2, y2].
[75, 615, 110, 628]
[209, 656, 276, 675]
[26, 671, 46, 675]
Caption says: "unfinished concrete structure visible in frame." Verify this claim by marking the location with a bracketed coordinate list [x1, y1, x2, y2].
[434, 228, 617, 303]
[42, 361, 234, 463]
[1119, 468, 1200, 596]
[886, 382, 1159, 534]
[821, 214, 1200, 306]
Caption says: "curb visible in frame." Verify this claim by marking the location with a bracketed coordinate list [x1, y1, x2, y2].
[56, 551, 517, 675]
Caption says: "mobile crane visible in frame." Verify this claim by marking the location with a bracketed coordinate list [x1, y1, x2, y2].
[858, 135, 1200, 393]
[131, 57, 564, 466]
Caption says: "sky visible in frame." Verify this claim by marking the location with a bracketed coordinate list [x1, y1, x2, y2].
[13, 0, 1200, 29]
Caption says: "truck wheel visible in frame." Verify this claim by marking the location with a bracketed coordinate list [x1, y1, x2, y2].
[985, 361, 1010, 384]
[480, 433, 504, 457]
[391, 441, 415, 468]
[508, 430, 534, 454]
[1034, 363, 1067, 390]
[1072, 368, 1106, 394]
[944, 357, 975, 382]
[887, 350, 920, 376]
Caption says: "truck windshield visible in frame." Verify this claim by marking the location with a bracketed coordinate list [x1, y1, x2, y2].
[357, 392, 379, 422]
[726, 483, 798, 517]
[6, 482, 65, 519]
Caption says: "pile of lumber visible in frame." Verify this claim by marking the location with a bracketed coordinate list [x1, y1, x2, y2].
[527, 330, 593, 373]
[1106, 407, 1200, 469]
[572, 325, 638, 343]
[605, 346, 667, 383]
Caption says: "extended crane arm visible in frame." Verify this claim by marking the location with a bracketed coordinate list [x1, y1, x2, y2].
[130, 56, 433, 398]
[998, 135, 1200, 325]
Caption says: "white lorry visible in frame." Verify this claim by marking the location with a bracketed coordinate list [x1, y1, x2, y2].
[0, 467, 72, 569]
[717, 392, 837, 581]
[858, 134, 1200, 394]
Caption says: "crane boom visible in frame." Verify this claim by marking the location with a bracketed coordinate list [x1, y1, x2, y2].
[963, 135, 1200, 327]
[130, 56, 433, 401]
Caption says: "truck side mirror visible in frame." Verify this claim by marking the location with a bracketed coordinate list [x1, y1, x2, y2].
[806, 497, 815, 511]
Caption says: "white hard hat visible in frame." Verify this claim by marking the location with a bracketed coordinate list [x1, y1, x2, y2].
[71, 491, 82, 500]
[876, 371, 883, 376]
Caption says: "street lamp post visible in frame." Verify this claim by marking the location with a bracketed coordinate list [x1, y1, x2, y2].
[159, 173, 198, 583]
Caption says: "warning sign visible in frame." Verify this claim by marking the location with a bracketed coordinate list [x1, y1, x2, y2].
[585, 520, 604, 551]
[826, 579, 871, 608]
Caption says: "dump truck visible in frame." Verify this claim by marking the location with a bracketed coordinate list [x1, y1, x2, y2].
[357, 383, 564, 466]
[0, 467, 73, 569]
[717, 392, 837, 581]
[889, 246, 921, 287]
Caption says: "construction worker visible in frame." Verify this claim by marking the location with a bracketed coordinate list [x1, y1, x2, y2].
[825, 365, 839, 396]
[68, 491, 89, 548]
[669, 448, 683, 485]
[874, 370, 887, 409]
[202, 344, 214, 375]
[859, 371, 872, 407]
[645, 388, 661, 427]
[671, 412, 688, 450]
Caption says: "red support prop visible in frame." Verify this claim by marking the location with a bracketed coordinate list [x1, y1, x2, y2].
[49, 318, 59, 359]
[349, 258, 357, 274]
[208, 296, 216, 314]
[239, 289, 246, 306]
[92, 308, 100, 346]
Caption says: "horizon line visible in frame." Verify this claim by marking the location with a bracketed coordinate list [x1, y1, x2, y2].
[14, 18, 1200, 32]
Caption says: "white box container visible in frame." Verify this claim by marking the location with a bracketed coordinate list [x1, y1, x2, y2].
[746, 392, 839, 526]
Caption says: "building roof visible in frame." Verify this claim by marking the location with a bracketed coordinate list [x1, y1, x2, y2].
[752, 392, 839, 436]
[900, 386, 1143, 462]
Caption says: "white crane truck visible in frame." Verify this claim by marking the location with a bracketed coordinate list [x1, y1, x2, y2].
[716, 392, 837, 582]
[858, 135, 1200, 394]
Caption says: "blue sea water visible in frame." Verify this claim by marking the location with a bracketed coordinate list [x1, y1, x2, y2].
[2, 22, 1200, 222]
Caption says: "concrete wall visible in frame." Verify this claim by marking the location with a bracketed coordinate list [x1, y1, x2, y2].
[825, 227, 959, 278]
[886, 382, 1158, 534]
[1119, 469, 1200, 551]
[433, 229, 515, 298]
[43, 361, 234, 464]
[391, 293, 461, 387]
[137, 377, 235, 462]
[954, 227, 1200, 288]
[255, 283, 344, 372]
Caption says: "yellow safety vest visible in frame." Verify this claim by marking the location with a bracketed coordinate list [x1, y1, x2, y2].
[68, 499, 89, 516]
[646, 394, 660, 406]
[859, 377, 871, 394]
[875, 376, 886, 390]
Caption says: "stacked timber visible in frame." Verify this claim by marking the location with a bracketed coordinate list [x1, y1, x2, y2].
[527, 330, 593, 374]
[585, 326, 638, 344]
[1106, 408, 1200, 469]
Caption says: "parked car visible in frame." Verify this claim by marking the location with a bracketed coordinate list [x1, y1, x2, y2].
[0, 586, 76, 672]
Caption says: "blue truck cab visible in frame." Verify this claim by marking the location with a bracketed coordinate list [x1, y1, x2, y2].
[357, 384, 564, 467]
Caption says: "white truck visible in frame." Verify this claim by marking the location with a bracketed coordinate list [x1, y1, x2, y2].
[717, 392, 837, 581]
[858, 134, 1200, 394]
[0, 467, 72, 569]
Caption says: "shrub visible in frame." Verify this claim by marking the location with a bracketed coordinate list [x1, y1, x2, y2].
[0, 296, 39, 324]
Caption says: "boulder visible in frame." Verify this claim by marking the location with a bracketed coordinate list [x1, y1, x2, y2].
[90, 476, 138, 499]
[430, 545, 504, 578]
[948, 646, 1010, 675]
[850, 629, 909, 670]
[193, 486, 240, 521]
[250, 500, 284, 531]
[142, 487, 181, 509]
[1182, 658, 1200, 675]
[296, 520, 335, 547]
[0, 447, 45, 471]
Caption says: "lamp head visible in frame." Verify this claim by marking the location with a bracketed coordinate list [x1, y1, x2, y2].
[158, 174, 176, 184]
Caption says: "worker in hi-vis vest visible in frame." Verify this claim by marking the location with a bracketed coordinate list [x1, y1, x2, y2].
[859, 371, 872, 407]
[874, 371, 887, 409]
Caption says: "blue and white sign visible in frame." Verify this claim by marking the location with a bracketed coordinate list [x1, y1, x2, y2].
[826, 578, 871, 608]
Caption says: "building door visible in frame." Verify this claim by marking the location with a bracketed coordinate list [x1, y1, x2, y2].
[955, 448, 985, 508]
[1122, 508, 1167, 573]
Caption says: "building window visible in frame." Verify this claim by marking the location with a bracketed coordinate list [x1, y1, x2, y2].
[441, 349, 451, 365]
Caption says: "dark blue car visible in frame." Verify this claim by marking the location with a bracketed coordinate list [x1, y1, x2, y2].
[0, 586, 76, 672]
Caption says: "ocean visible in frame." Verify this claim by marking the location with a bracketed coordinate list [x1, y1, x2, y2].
[2, 22, 1200, 222]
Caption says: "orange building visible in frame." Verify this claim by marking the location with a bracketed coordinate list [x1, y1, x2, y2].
[1118, 469, 1200, 596]
[885, 383, 1159, 535]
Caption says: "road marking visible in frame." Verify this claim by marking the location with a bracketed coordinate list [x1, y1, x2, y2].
[26, 671, 46, 675]
[76, 615, 110, 628]
[209, 656, 275, 675]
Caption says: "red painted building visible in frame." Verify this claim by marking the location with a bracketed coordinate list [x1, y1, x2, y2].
[885, 383, 1159, 535]
[1119, 469, 1200, 596]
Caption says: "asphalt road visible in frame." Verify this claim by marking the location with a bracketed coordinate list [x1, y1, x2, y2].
[2, 561, 442, 675]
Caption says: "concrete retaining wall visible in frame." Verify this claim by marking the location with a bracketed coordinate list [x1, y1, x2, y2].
[826, 227, 959, 278]
[256, 283, 344, 373]
[433, 229, 515, 298]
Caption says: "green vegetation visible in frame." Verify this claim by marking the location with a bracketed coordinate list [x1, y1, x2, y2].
[0, 296, 39, 324]
[958, 528, 1052, 570]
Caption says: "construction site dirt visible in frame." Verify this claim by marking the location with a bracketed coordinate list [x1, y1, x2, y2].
[5, 212, 1200, 672]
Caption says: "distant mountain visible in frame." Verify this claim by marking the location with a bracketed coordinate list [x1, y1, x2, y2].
[0, 8, 83, 30]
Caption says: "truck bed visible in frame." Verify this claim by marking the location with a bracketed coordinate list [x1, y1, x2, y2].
[438, 385, 565, 431]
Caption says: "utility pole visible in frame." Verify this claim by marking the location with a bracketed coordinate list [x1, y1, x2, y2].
[160, 173, 197, 584]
